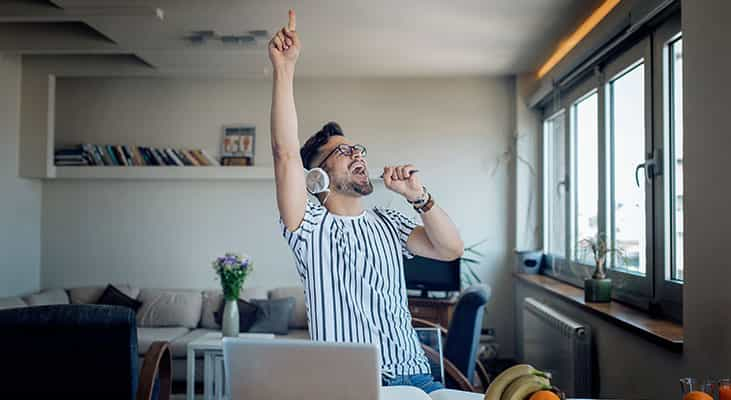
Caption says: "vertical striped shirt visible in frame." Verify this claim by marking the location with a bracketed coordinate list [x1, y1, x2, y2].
[279, 200, 431, 377]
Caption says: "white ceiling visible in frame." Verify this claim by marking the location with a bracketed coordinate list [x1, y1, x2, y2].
[0, 0, 602, 77]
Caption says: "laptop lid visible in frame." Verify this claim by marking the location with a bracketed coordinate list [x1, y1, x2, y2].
[223, 338, 381, 400]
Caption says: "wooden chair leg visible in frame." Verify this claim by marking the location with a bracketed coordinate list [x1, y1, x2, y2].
[137, 341, 172, 400]
[420, 344, 477, 393]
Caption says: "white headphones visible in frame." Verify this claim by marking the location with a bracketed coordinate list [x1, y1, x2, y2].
[304, 167, 331, 203]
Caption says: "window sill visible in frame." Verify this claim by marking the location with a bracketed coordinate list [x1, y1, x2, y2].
[514, 272, 683, 352]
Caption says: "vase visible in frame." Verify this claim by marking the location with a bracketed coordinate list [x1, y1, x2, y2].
[584, 278, 612, 302]
[222, 299, 240, 338]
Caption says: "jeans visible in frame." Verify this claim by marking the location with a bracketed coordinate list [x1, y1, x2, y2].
[382, 373, 445, 394]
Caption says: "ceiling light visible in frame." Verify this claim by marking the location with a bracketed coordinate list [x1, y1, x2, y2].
[537, 0, 621, 79]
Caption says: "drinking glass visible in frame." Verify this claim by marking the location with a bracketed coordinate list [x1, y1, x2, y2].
[719, 378, 731, 400]
[680, 378, 715, 399]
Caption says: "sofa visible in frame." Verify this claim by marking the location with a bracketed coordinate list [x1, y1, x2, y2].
[0, 284, 309, 386]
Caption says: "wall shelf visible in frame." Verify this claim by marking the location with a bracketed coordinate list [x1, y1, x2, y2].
[48, 166, 274, 180]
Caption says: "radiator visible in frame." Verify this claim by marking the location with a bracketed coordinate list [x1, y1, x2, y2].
[522, 297, 593, 397]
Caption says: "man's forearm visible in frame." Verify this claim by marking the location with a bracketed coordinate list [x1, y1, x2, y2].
[271, 66, 299, 157]
[420, 204, 464, 260]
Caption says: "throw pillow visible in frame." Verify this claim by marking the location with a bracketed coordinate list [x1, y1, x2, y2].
[248, 297, 295, 335]
[214, 299, 261, 332]
[96, 284, 143, 312]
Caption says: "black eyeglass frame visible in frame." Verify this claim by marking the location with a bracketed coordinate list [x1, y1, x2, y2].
[317, 144, 367, 169]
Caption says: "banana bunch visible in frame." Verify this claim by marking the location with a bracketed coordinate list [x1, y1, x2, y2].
[484, 364, 554, 400]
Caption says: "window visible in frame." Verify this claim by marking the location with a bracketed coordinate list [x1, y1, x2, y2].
[540, 14, 683, 320]
[572, 93, 599, 264]
[668, 38, 684, 282]
[544, 112, 567, 257]
[608, 62, 647, 275]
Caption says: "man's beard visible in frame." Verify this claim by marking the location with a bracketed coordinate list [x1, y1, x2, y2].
[331, 174, 374, 197]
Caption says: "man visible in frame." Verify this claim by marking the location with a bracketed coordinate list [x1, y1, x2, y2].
[269, 10, 464, 393]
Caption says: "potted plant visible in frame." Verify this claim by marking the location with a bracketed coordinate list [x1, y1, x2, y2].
[212, 253, 253, 337]
[579, 233, 622, 303]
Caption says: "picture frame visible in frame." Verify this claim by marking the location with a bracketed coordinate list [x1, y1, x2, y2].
[221, 124, 255, 166]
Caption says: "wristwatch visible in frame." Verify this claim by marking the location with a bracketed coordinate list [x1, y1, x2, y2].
[407, 186, 429, 208]
[414, 193, 435, 214]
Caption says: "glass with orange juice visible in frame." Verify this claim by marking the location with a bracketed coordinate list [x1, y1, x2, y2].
[719, 379, 731, 400]
[680, 378, 715, 400]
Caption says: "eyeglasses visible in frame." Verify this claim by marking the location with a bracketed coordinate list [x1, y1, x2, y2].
[318, 144, 367, 168]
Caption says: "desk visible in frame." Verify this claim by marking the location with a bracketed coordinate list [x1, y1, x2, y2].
[186, 332, 275, 400]
[408, 296, 458, 328]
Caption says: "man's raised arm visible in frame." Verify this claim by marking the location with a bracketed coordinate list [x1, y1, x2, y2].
[269, 10, 306, 231]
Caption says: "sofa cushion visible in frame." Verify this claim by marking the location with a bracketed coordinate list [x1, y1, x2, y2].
[248, 297, 295, 335]
[137, 327, 190, 355]
[214, 299, 261, 332]
[97, 284, 143, 312]
[23, 289, 69, 306]
[200, 287, 268, 329]
[0, 297, 27, 310]
[137, 289, 203, 328]
[69, 285, 140, 304]
[269, 286, 307, 329]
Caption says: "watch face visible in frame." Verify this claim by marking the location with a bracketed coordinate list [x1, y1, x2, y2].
[305, 168, 329, 194]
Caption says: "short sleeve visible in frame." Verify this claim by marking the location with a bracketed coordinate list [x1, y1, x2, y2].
[278, 200, 326, 259]
[378, 207, 420, 259]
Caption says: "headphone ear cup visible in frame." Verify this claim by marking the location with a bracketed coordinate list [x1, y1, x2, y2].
[305, 168, 330, 194]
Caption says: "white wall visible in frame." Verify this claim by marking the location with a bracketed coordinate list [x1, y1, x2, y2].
[0, 54, 42, 296]
[42, 75, 518, 355]
[682, 0, 731, 378]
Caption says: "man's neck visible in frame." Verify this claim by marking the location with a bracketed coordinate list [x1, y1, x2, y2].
[324, 193, 365, 216]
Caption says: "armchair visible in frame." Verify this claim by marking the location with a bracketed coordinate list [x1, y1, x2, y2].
[412, 284, 492, 393]
[0, 304, 171, 400]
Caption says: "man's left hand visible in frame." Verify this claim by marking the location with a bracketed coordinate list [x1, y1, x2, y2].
[383, 165, 424, 202]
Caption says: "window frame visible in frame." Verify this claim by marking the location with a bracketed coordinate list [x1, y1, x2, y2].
[602, 37, 653, 307]
[653, 14, 683, 320]
[540, 13, 683, 321]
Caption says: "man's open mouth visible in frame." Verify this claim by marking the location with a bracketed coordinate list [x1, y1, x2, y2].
[350, 162, 368, 177]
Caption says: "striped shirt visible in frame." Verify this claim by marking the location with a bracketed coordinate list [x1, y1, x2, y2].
[279, 200, 431, 376]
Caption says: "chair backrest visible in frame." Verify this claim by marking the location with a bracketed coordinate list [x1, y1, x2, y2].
[0, 304, 140, 399]
[443, 284, 491, 387]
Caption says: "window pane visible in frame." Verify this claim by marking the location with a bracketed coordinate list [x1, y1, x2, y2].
[670, 38, 684, 281]
[609, 63, 647, 275]
[573, 93, 599, 263]
[545, 113, 566, 256]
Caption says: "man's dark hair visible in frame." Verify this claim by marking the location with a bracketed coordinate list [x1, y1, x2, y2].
[300, 121, 344, 169]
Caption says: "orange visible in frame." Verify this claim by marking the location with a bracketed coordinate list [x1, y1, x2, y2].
[683, 391, 714, 400]
[529, 390, 561, 400]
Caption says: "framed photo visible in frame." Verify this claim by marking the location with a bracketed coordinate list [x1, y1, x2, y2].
[222, 125, 255, 165]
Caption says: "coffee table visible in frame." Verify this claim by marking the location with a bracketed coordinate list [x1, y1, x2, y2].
[186, 331, 275, 400]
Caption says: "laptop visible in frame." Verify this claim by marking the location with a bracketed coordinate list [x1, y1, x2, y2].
[223, 338, 381, 400]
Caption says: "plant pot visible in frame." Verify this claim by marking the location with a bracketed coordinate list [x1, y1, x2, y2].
[222, 299, 240, 338]
[584, 278, 612, 303]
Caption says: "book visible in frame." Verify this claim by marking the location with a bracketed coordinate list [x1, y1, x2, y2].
[149, 148, 165, 166]
[81, 144, 101, 166]
[131, 147, 145, 166]
[165, 148, 184, 166]
[114, 145, 128, 166]
[174, 149, 193, 166]
[106, 145, 120, 166]
[183, 149, 200, 166]
[200, 149, 220, 166]
[96, 145, 112, 165]
[122, 145, 136, 166]
[190, 149, 209, 166]
[154, 148, 173, 166]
